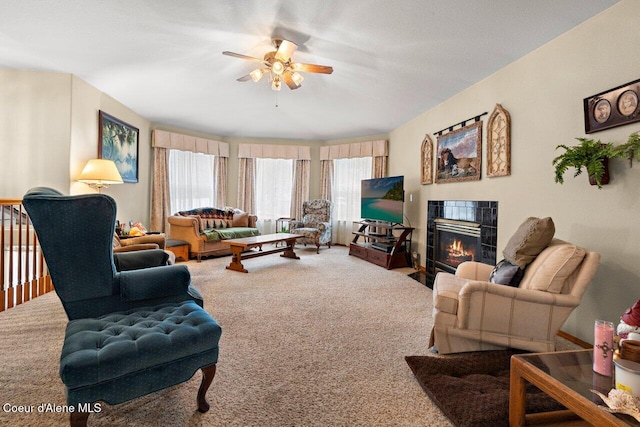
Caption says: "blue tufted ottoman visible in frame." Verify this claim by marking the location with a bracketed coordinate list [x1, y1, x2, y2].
[60, 300, 222, 409]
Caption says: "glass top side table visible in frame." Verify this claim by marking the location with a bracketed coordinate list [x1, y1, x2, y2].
[510, 349, 637, 426]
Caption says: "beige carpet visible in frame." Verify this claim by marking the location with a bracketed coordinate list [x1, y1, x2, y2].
[0, 246, 455, 426]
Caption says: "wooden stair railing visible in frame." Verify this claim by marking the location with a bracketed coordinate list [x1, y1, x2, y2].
[1, 199, 52, 312]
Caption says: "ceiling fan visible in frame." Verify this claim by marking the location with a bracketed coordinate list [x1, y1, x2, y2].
[222, 39, 333, 91]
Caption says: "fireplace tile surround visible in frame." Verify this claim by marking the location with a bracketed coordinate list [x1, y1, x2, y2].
[426, 200, 498, 288]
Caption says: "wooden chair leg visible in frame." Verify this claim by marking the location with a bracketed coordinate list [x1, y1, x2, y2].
[70, 411, 90, 427]
[197, 364, 217, 413]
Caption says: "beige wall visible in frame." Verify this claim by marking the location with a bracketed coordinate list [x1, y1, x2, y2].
[388, 0, 640, 342]
[0, 70, 71, 196]
[74, 81, 152, 224]
[0, 70, 151, 223]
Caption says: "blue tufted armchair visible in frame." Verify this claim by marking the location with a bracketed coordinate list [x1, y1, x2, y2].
[22, 188, 222, 427]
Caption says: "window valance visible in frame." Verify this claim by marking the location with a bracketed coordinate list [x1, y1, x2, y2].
[320, 140, 387, 160]
[238, 143, 311, 160]
[152, 130, 229, 157]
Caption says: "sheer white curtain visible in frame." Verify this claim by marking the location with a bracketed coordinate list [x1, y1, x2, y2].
[332, 157, 373, 245]
[169, 150, 217, 213]
[255, 158, 293, 234]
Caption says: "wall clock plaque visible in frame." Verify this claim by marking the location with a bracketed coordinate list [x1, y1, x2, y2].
[584, 78, 640, 133]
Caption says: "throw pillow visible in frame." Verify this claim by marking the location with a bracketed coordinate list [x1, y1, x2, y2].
[518, 241, 586, 294]
[503, 217, 555, 269]
[489, 259, 524, 287]
[233, 212, 249, 227]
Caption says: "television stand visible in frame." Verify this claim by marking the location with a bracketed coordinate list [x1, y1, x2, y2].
[349, 220, 414, 269]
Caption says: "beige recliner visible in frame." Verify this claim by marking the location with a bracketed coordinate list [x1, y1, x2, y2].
[430, 238, 600, 354]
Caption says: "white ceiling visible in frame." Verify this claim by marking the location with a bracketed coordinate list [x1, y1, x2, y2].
[0, 0, 619, 141]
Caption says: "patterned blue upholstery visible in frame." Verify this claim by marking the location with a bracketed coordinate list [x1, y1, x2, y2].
[22, 187, 221, 425]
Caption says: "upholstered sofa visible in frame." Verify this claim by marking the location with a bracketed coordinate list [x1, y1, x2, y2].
[168, 207, 259, 261]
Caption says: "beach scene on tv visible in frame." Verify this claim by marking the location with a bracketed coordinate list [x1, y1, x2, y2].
[361, 176, 404, 224]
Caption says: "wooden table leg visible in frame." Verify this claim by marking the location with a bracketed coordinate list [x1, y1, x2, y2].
[281, 238, 300, 260]
[509, 357, 527, 427]
[226, 245, 248, 273]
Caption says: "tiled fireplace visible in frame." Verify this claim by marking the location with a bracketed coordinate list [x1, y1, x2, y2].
[426, 200, 498, 288]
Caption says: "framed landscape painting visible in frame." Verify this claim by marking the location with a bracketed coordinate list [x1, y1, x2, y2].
[435, 121, 482, 184]
[98, 110, 139, 183]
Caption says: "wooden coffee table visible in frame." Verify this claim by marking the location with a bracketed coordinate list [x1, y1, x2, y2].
[510, 349, 634, 426]
[223, 233, 302, 273]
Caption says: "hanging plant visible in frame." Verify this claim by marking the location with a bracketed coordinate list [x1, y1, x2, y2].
[613, 131, 640, 168]
[552, 138, 621, 189]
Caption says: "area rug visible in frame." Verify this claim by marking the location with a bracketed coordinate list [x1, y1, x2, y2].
[405, 350, 566, 427]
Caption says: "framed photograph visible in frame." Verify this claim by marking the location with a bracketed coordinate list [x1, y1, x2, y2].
[435, 121, 482, 184]
[486, 103, 511, 177]
[98, 110, 139, 183]
[584, 78, 640, 133]
[420, 134, 434, 185]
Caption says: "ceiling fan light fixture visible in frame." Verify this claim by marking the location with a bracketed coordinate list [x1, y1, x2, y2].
[291, 72, 304, 86]
[271, 61, 285, 75]
[223, 39, 332, 91]
[250, 69, 265, 82]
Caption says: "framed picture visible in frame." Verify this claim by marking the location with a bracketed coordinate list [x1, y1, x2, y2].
[486, 103, 511, 177]
[584, 78, 640, 133]
[435, 121, 482, 183]
[98, 110, 139, 183]
[420, 134, 434, 185]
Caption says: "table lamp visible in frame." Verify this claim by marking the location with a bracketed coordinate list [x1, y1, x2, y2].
[77, 159, 123, 193]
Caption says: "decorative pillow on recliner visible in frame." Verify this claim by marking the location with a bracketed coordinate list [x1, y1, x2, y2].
[489, 259, 524, 287]
[519, 240, 586, 294]
[503, 217, 555, 269]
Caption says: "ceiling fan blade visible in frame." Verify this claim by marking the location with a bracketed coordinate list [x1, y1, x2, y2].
[275, 40, 298, 62]
[290, 63, 333, 74]
[236, 74, 253, 82]
[282, 71, 301, 90]
[222, 51, 268, 65]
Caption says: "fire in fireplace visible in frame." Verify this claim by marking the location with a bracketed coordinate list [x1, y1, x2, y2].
[434, 219, 481, 273]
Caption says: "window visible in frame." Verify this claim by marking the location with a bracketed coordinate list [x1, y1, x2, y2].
[255, 158, 294, 221]
[169, 150, 217, 213]
[332, 157, 372, 221]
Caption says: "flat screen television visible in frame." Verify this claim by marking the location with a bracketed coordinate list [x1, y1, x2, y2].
[360, 175, 404, 224]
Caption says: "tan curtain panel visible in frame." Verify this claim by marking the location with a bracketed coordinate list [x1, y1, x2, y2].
[290, 159, 310, 220]
[150, 147, 170, 232]
[152, 129, 229, 157]
[372, 156, 387, 178]
[214, 156, 228, 207]
[237, 157, 256, 213]
[320, 160, 333, 201]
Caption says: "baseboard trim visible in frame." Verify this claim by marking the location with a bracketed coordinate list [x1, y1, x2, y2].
[557, 330, 591, 349]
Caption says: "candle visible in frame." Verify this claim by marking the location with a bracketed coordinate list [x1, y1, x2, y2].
[594, 319, 615, 376]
